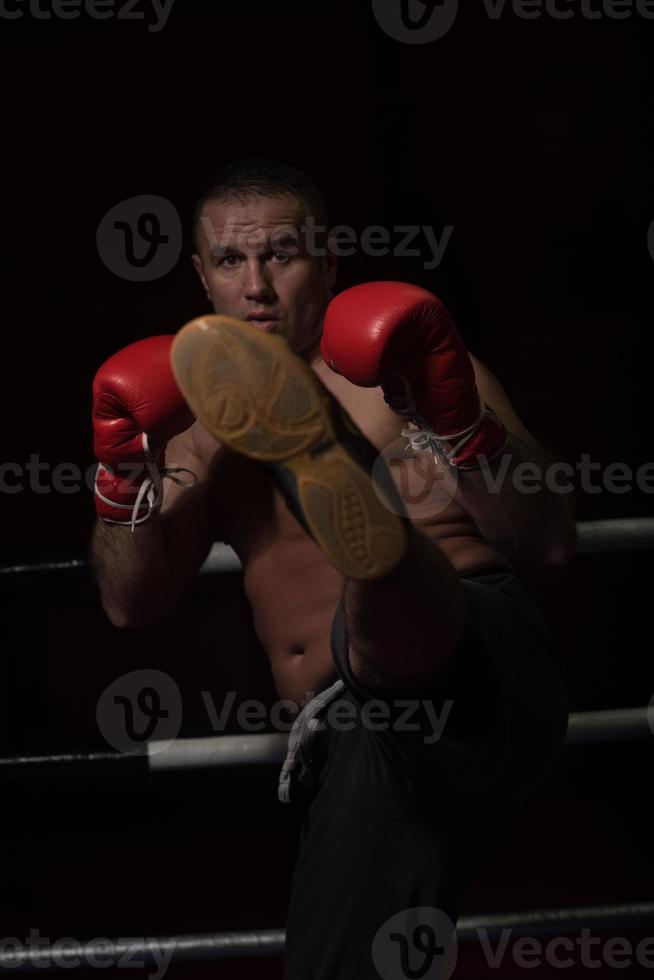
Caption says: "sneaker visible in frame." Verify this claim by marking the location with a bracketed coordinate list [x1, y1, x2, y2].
[170, 315, 409, 580]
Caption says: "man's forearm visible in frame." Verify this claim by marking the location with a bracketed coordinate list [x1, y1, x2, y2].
[91, 516, 174, 628]
[453, 434, 577, 568]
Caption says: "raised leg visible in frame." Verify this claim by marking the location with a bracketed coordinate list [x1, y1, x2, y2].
[343, 526, 467, 693]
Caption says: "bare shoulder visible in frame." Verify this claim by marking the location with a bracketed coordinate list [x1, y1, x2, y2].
[467, 351, 542, 452]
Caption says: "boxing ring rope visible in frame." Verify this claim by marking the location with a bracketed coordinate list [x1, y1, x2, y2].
[1, 903, 653, 971]
[0, 704, 651, 780]
[573, 517, 654, 554]
[2, 517, 654, 579]
[0, 516, 652, 968]
[565, 706, 653, 743]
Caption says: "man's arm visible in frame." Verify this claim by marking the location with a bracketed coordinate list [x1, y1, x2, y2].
[321, 282, 577, 570]
[451, 354, 577, 569]
[91, 426, 216, 627]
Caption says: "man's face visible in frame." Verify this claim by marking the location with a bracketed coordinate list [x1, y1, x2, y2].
[192, 194, 337, 362]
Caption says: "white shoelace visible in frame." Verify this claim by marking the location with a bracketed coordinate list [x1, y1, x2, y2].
[400, 401, 489, 467]
[95, 434, 197, 531]
[383, 373, 493, 467]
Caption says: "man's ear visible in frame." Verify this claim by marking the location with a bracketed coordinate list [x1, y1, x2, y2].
[192, 253, 212, 301]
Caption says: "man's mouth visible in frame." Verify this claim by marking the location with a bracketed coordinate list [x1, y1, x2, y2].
[246, 313, 280, 332]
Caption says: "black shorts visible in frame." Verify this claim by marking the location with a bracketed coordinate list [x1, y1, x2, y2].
[283, 565, 569, 980]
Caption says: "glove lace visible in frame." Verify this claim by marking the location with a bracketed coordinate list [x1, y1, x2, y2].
[400, 399, 489, 467]
[95, 433, 197, 530]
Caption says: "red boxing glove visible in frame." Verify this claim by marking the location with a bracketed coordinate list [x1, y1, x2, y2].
[322, 281, 507, 470]
[92, 335, 196, 527]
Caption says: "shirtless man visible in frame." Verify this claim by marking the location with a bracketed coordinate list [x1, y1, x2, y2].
[91, 159, 575, 979]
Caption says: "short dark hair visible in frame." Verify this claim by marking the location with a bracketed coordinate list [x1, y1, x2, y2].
[191, 158, 329, 253]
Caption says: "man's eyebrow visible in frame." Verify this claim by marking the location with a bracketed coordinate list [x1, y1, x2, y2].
[209, 233, 301, 258]
[209, 243, 243, 258]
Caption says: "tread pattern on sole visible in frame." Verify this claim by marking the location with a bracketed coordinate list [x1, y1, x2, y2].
[290, 450, 407, 580]
[187, 325, 327, 460]
[171, 316, 407, 579]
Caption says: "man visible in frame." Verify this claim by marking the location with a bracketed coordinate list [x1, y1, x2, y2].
[91, 159, 574, 978]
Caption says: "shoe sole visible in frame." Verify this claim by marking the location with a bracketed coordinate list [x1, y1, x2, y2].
[170, 315, 407, 580]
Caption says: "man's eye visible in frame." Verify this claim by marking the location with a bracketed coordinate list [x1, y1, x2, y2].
[217, 255, 240, 267]
[272, 252, 292, 263]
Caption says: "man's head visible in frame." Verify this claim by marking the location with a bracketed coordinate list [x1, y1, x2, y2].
[191, 159, 337, 362]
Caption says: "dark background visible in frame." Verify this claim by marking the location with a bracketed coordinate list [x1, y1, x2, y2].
[1, 1, 653, 977]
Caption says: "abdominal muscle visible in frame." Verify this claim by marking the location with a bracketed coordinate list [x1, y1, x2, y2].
[243, 531, 344, 707]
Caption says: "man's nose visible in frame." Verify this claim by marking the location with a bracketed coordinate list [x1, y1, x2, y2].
[243, 259, 276, 301]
